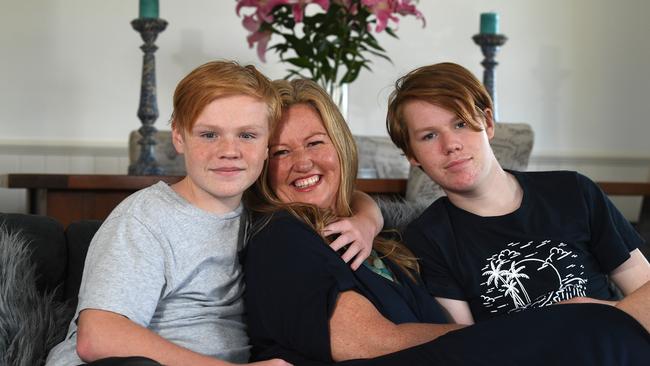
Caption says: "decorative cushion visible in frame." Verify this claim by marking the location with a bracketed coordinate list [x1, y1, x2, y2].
[354, 135, 410, 179]
[0, 226, 73, 366]
[405, 122, 535, 205]
[0, 213, 67, 302]
[129, 130, 186, 176]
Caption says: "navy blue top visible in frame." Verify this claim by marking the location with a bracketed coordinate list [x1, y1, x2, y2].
[405, 170, 644, 322]
[243, 211, 447, 364]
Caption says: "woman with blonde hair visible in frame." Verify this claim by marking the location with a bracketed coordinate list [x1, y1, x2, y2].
[243, 78, 650, 366]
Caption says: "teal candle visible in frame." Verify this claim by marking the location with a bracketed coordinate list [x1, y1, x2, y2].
[480, 12, 499, 34]
[139, 0, 159, 19]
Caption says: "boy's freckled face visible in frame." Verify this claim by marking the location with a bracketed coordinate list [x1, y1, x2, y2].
[404, 100, 495, 194]
[172, 94, 269, 213]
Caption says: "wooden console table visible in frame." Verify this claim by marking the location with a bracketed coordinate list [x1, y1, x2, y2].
[4, 174, 650, 245]
[4, 174, 407, 227]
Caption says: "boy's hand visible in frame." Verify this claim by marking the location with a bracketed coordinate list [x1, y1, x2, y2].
[324, 216, 375, 271]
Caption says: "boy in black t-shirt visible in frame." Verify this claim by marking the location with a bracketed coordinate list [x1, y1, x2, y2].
[385, 62, 650, 328]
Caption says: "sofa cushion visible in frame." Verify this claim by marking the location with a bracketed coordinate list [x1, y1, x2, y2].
[0, 213, 67, 302]
[64, 220, 102, 307]
[354, 135, 410, 178]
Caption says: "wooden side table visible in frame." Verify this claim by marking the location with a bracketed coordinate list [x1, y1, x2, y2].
[4, 174, 407, 227]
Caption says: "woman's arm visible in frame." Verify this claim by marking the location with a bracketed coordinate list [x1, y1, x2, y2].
[329, 291, 464, 361]
[324, 191, 383, 270]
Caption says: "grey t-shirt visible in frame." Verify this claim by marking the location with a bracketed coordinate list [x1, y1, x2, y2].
[46, 181, 250, 365]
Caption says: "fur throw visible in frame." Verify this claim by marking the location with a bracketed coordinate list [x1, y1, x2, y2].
[0, 227, 73, 366]
[375, 196, 428, 234]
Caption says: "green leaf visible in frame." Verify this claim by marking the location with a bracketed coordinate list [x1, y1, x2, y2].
[285, 57, 313, 68]
[385, 27, 398, 38]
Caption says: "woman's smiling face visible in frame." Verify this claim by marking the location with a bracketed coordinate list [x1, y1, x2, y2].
[268, 103, 341, 210]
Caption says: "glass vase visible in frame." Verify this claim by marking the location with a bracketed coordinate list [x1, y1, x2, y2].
[321, 81, 349, 121]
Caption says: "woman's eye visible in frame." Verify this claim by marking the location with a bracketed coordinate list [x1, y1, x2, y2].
[240, 132, 256, 139]
[455, 121, 468, 129]
[271, 149, 289, 157]
[422, 132, 437, 141]
[307, 140, 324, 147]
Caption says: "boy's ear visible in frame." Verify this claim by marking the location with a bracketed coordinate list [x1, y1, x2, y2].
[171, 126, 185, 154]
[407, 155, 421, 167]
[483, 108, 495, 140]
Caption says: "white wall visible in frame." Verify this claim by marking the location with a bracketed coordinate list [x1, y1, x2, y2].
[1, 0, 650, 214]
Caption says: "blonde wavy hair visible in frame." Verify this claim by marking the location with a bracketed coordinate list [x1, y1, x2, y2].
[247, 78, 419, 278]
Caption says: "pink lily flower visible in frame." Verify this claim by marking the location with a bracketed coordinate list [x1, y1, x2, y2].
[395, 0, 425, 27]
[362, 0, 399, 33]
[247, 29, 273, 62]
[288, 0, 330, 23]
[242, 14, 262, 32]
[236, 0, 288, 23]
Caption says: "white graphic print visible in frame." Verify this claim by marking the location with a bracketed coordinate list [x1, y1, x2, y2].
[480, 240, 587, 314]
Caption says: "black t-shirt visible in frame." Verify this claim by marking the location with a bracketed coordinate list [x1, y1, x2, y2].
[405, 170, 643, 322]
[243, 211, 447, 365]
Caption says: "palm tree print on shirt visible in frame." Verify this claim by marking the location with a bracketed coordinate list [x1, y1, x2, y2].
[480, 240, 588, 315]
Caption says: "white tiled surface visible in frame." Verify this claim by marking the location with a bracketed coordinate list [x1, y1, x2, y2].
[93, 156, 122, 175]
[0, 145, 128, 213]
[44, 155, 70, 173]
[68, 156, 96, 174]
[18, 155, 46, 173]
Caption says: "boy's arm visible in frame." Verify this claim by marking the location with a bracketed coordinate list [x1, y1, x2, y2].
[324, 190, 383, 270]
[558, 249, 650, 306]
[434, 297, 475, 325]
[76, 309, 291, 366]
[609, 249, 650, 295]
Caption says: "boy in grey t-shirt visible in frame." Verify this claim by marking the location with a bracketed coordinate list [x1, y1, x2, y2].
[46, 61, 290, 366]
[46, 61, 381, 366]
